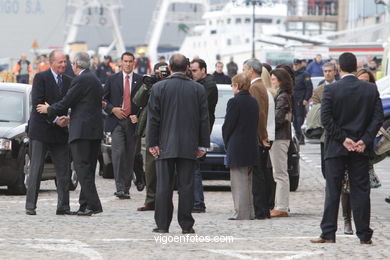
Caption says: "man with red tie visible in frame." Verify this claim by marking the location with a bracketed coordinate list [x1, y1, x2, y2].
[103, 52, 143, 199]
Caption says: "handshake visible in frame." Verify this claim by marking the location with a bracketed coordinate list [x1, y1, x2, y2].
[343, 138, 366, 153]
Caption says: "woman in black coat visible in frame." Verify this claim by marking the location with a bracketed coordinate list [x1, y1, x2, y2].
[222, 73, 259, 220]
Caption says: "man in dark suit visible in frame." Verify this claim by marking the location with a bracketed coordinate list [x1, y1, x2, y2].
[25, 50, 74, 216]
[147, 54, 210, 233]
[37, 52, 104, 216]
[311, 52, 383, 244]
[103, 52, 143, 199]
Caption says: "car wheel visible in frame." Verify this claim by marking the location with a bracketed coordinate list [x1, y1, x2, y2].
[8, 148, 29, 195]
[102, 163, 114, 179]
[383, 119, 390, 156]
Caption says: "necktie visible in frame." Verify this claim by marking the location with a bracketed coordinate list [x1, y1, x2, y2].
[57, 75, 63, 93]
[123, 75, 131, 116]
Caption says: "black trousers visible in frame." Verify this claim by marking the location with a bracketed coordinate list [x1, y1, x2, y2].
[252, 146, 269, 218]
[111, 119, 137, 193]
[265, 148, 276, 211]
[320, 142, 326, 179]
[320, 153, 373, 242]
[133, 136, 145, 183]
[155, 158, 195, 231]
[26, 139, 70, 211]
[70, 139, 102, 212]
[293, 101, 305, 140]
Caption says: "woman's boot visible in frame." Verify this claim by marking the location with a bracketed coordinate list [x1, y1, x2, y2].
[341, 192, 353, 235]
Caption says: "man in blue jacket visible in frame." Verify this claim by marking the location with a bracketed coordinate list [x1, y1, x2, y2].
[306, 54, 325, 77]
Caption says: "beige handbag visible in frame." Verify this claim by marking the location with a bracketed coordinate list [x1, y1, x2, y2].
[374, 127, 390, 155]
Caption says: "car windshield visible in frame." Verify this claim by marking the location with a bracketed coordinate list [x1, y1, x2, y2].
[0, 90, 25, 122]
[215, 89, 233, 119]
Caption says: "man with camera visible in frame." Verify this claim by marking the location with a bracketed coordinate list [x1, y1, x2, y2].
[189, 58, 218, 213]
[103, 52, 143, 199]
[134, 62, 170, 211]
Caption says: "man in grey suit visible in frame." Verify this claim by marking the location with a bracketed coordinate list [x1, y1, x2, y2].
[26, 50, 74, 216]
[147, 54, 210, 234]
[103, 52, 143, 199]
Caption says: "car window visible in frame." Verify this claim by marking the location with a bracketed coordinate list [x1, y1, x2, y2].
[215, 89, 233, 119]
[0, 90, 24, 122]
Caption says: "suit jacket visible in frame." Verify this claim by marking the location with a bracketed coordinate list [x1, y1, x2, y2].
[28, 69, 71, 144]
[222, 90, 259, 168]
[147, 73, 210, 160]
[47, 70, 103, 143]
[321, 75, 384, 159]
[249, 79, 268, 145]
[103, 71, 143, 132]
[198, 74, 218, 133]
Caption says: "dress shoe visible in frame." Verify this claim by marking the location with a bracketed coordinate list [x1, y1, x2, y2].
[135, 181, 145, 192]
[385, 196, 390, 203]
[137, 205, 154, 211]
[92, 209, 103, 214]
[360, 240, 373, 245]
[26, 209, 36, 215]
[115, 191, 130, 199]
[228, 217, 237, 220]
[152, 228, 169, 233]
[56, 210, 77, 215]
[77, 209, 93, 216]
[270, 209, 288, 217]
[310, 237, 336, 243]
[182, 228, 195, 234]
[192, 208, 206, 213]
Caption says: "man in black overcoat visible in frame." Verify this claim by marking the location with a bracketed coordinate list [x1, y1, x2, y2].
[147, 54, 210, 233]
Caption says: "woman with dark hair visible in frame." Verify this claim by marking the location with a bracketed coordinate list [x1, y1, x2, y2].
[269, 68, 293, 217]
[262, 63, 272, 74]
[223, 73, 259, 220]
[276, 63, 295, 86]
[356, 68, 376, 83]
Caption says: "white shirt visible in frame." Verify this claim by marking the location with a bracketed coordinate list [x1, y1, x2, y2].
[122, 71, 133, 109]
[251, 77, 262, 85]
[50, 69, 61, 85]
[341, 74, 355, 79]
[122, 71, 133, 92]
[266, 90, 275, 141]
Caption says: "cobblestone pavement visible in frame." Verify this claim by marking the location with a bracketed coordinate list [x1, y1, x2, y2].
[0, 143, 389, 259]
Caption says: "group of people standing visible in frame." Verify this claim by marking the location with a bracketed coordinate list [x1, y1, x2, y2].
[223, 59, 294, 220]
[25, 49, 384, 245]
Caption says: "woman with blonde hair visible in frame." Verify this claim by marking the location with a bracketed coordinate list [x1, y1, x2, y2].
[223, 73, 259, 220]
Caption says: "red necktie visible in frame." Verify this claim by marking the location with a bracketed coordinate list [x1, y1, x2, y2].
[123, 75, 131, 116]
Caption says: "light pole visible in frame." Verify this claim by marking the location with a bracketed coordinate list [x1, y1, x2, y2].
[232, 0, 265, 59]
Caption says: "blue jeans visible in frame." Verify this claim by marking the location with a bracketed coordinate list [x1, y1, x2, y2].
[193, 161, 205, 210]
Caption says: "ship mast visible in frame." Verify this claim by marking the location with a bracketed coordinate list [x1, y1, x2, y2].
[64, 0, 125, 57]
[146, 0, 210, 65]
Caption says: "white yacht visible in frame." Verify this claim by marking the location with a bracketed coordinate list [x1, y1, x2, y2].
[179, 2, 288, 70]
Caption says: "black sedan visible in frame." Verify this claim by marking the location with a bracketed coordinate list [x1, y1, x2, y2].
[200, 85, 300, 191]
[0, 83, 77, 195]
